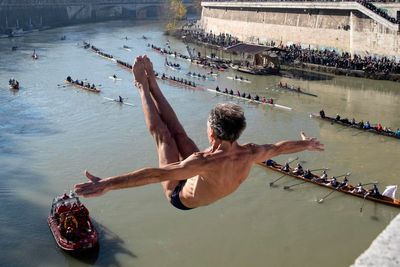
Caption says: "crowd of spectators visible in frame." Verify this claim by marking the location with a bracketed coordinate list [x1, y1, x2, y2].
[180, 29, 240, 48]
[282, 44, 400, 74]
[357, 0, 400, 24]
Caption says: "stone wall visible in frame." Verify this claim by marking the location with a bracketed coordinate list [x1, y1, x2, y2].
[201, 3, 400, 57]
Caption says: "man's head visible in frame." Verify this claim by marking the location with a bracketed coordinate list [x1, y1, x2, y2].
[208, 103, 246, 143]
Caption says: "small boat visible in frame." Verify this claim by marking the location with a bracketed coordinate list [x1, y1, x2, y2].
[207, 89, 292, 111]
[310, 113, 399, 140]
[47, 191, 98, 251]
[259, 159, 400, 208]
[103, 97, 135, 107]
[9, 83, 19, 90]
[227, 76, 251, 83]
[122, 45, 132, 52]
[65, 80, 101, 93]
[9, 79, 19, 90]
[109, 76, 122, 81]
[275, 83, 318, 97]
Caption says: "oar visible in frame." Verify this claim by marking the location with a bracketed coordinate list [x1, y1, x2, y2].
[269, 157, 299, 186]
[284, 171, 349, 190]
[310, 168, 329, 172]
[283, 181, 307, 190]
[360, 193, 368, 212]
[317, 172, 351, 203]
[357, 181, 379, 213]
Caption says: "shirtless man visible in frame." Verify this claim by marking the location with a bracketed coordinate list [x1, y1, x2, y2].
[74, 55, 324, 210]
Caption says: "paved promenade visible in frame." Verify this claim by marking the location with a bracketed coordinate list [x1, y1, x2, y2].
[352, 213, 400, 267]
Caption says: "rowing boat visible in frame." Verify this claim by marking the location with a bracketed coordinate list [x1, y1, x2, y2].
[259, 159, 400, 208]
[65, 81, 101, 93]
[109, 76, 122, 81]
[310, 113, 399, 140]
[227, 76, 251, 84]
[165, 64, 181, 71]
[207, 89, 292, 111]
[157, 76, 201, 90]
[103, 97, 134, 107]
[275, 84, 318, 97]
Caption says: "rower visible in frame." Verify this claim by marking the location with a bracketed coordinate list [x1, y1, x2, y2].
[113, 74, 117, 79]
[359, 120, 364, 129]
[254, 95, 260, 101]
[340, 176, 349, 188]
[316, 170, 328, 183]
[351, 118, 356, 125]
[335, 114, 341, 121]
[302, 169, 312, 179]
[241, 92, 246, 98]
[229, 89, 234, 95]
[376, 123, 383, 132]
[396, 128, 400, 137]
[281, 162, 290, 172]
[91, 84, 95, 89]
[330, 177, 339, 187]
[352, 183, 366, 194]
[223, 88, 228, 94]
[369, 184, 381, 198]
[162, 73, 166, 79]
[247, 94, 251, 99]
[66, 76, 72, 82]
[292, 163, 303, 175]
[118, 96, 123, 103]
[319, 110, 325, 118]
[269, 98, 274, 104]
[237, 90, 240, 97]
[364, 121, 371, 129]
[262, 96, 266, 103]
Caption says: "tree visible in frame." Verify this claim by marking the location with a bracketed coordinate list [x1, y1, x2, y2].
[165, 0, 187, 33]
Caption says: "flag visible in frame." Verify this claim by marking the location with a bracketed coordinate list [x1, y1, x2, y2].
[382, 185, 397, 199]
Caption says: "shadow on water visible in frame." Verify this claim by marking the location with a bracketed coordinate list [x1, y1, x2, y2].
[62, 220, 137, 266]
[280, 68, 334, 81]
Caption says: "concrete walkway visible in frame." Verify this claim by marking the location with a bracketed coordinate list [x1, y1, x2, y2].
[352, 213, 400, 267]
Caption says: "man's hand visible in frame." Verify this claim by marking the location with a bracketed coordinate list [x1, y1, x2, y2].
[300, 132, 324, 151]
[74, 170, 109, 198]
[132, 56, 148, 86]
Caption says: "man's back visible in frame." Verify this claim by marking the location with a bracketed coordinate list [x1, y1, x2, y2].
[181, 142, 258, 208]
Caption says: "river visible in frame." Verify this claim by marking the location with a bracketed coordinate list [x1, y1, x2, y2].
[0, 20, 399, 267]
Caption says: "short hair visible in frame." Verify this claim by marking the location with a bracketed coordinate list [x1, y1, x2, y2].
[208, 103, 246, 142]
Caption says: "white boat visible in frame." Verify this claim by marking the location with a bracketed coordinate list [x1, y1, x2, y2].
[206, 89, 292, 111]
[122, 45, 132, 52]
[109, 76, 122, 81]
[165, 64, 181, 71]
[103, 97, 134, 107]
[227, 76, 251, 84]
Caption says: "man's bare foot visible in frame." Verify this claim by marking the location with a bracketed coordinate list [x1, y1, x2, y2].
[132, 56, 148, 87]
[143, 55, 156, 77]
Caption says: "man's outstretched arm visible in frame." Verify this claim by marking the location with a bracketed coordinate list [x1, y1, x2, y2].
[74, 154, 205, 198]
[253, 132, 324, 163]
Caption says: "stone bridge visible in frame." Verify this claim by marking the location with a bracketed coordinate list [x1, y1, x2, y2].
[0, 0, 196, 30]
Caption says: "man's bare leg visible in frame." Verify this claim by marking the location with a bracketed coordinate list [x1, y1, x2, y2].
[133, 56, 180, 198]
[142, 55, 199, 159]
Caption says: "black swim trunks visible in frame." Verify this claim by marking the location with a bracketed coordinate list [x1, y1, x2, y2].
[170, 181, 193, 210]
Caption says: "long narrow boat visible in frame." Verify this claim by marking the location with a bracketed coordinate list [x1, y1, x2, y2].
[103, 97, 135, 107]
[207, 88, 292, 111]
[258, 159, 400, 208]
[157, 76, 202, 90]
[275, 84, 318, 97]
[65, 80, 101, 93]
[310, 113, 399, 140]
